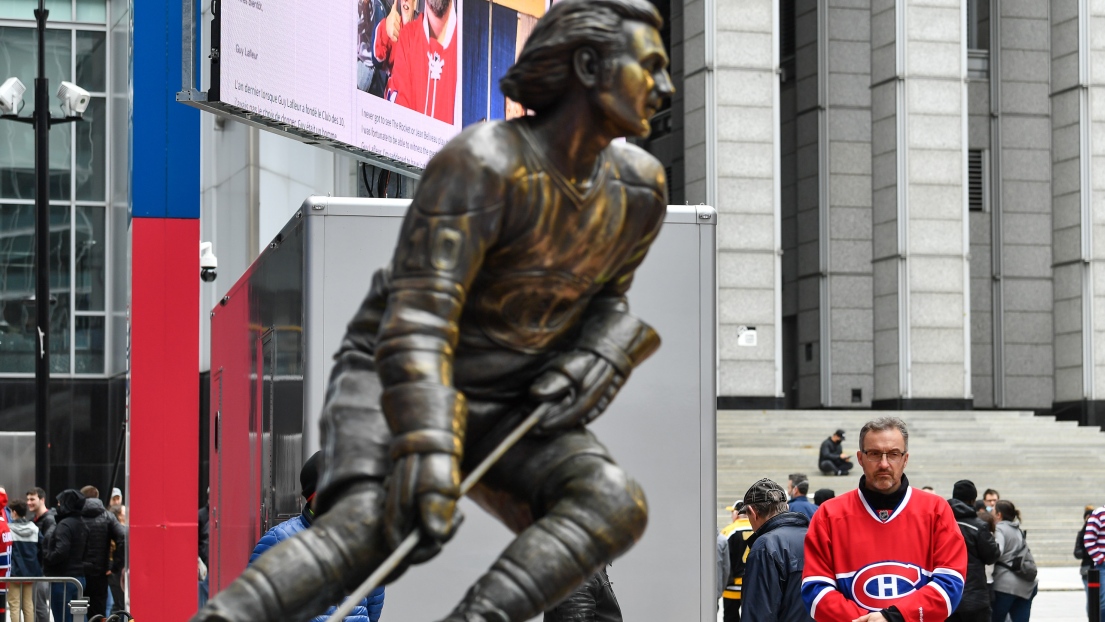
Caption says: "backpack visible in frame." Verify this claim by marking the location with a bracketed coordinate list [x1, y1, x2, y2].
[996, 527, 1038, 582]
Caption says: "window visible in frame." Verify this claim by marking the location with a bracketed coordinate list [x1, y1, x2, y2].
[0, 2, 111, 375]
[968, 150, 988, 212]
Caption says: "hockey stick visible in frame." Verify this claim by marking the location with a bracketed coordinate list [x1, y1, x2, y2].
[325, 402, 552, 622]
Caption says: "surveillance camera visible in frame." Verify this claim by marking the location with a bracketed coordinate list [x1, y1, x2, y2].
[56, 81, 90, 117]
[200, 241, 218, 282]
[0, 77, 26, 115]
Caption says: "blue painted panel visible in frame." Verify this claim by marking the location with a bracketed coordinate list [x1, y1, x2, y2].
[462, 0, 490, 127]
[489, 4, 517, 121]
[132, 0, 200, 219]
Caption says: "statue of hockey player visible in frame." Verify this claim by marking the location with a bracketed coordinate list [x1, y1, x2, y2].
[192, 0, 673, 619]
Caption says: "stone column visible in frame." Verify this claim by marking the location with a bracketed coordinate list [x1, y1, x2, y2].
[870, 0, 972, 408]
[686, 0, 782, 407]
[1051, 0, 1105, 425]
[989, 1, 1053, 409]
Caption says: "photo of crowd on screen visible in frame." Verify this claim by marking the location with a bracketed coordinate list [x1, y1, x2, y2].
[355, 0, 548, 127]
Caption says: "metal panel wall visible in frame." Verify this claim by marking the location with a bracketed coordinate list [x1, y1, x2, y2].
[214, 198, 717, 620]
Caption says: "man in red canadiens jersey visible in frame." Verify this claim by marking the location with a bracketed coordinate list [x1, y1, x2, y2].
[385, 0, 457, 123]
[801, 417, 967, 622]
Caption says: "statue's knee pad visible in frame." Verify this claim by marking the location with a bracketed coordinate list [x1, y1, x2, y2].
[541, 455, 648, 554]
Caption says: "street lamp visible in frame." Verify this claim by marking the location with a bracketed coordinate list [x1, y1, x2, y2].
[0, 0, 89, 490]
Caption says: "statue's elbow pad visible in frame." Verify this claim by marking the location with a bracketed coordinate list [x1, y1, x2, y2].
[576, 312, 661, 377]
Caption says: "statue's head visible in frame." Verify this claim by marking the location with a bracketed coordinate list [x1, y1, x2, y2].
[500, 0, 673, 137]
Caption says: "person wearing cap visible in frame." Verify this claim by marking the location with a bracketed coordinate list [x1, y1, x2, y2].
[740, 478, 812, 622]
[945, 480, 999, 622]
[109, 488, 122, 508]
[248, 452, 385, 622]
[818, 429, 852, 476]
[786, 474, 816, 520]
[801, 417, 966, 622]
[720, 500, 753, 622]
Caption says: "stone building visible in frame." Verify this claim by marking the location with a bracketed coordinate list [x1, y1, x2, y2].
[676, 0, 1098, 423]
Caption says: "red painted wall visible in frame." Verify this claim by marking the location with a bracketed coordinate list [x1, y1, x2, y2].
[130, 217, 200, 619]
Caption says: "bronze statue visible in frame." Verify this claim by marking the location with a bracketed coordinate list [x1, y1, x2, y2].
[192, 0, 673, 619]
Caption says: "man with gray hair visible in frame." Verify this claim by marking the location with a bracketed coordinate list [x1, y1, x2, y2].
[801, 417, 966, 622]
[740, 478, 812, 621]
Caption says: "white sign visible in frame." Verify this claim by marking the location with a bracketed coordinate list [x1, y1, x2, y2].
[737, 325, 757, 347]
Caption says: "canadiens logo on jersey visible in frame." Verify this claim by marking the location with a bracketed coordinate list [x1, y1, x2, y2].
[849, 561, 925, 611]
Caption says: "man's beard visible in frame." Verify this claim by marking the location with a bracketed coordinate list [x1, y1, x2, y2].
[427, 0, 449, 18]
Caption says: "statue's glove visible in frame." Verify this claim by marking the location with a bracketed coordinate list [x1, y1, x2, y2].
[382, 383, 466, 563]
[531, 311, 660, 433]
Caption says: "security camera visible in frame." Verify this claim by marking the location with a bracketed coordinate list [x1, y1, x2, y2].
[0, 77, 26, 115]
[200, 241, 218, 283]
[56, 81, 90, 117]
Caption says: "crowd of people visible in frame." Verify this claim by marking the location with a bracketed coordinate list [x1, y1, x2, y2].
[717, 416, 1053, 622]
[0, 485, 127, 622]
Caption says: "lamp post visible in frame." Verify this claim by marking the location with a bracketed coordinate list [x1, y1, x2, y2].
[0, 0, 88, 490]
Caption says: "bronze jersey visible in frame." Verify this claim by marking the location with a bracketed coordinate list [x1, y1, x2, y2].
[343, 120, 667, 398]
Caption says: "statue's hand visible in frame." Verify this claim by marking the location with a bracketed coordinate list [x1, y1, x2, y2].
[384, 451, 463, 563]
[530, 350, 625, 433]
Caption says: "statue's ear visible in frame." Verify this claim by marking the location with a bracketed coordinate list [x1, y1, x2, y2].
[573, 46, 600, 88]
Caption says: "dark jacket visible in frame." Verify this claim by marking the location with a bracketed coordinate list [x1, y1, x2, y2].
[1077, 523, 1093, 575]
[543, 566, 622, 622]
[33, 507, 57, 541]
[788, 496, 817, 520]
[819, 438, 845, 467]
[81, 497, 127, 575]
[948, 498, 1000, 612]
[9, 517, 43, 577]
[43, 489, 89, 577]
[743, 512, 813, 622]
[249, 507, 384, 622]
[198, 505, 209, 566]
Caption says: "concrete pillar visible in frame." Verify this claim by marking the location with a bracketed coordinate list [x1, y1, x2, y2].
[870, 0, 972, 408]
[784, 0, 874, 408]
[990, 1, 1053, 409]
[1051, 0, 1105, 425]
[687, 0, 782, 407]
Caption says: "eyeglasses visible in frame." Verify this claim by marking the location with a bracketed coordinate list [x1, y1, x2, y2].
[862, 450, 905, 463]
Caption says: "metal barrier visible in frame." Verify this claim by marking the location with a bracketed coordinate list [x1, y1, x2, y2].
[88, 614, 133, 622]
[4, 576, 88, 622]
[1091, 568, 1101, 622]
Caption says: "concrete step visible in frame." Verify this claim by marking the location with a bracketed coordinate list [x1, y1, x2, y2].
[715, 409, 1105, 566]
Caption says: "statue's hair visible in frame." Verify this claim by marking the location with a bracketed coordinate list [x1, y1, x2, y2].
[500, 0, 662, 113]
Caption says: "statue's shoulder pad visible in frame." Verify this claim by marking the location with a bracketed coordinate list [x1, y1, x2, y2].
[607, 141, 666, 194]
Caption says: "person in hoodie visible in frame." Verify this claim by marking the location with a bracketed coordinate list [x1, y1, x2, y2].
[78, 486, 126, 619]
[43, 489, 88, 622]
[8, 500, 41, 622]
[248, 452, 385, 622]
[946, 480, 1000, 622]
[740, 478, 812, 622]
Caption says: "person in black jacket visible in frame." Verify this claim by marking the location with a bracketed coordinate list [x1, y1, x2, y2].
[43, 489, 89, 622]
[26, 487, 56, 622]
[946, 480, 1000, 622]
[740, 478, 812, 622]
[78, 486, 126, 619]
[1076, 504, 1096, 618]
[543, 565, 621, 622]
[818, 430, 852, 476]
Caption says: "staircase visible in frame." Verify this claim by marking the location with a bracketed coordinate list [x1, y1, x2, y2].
[717, 409, 1105, 566]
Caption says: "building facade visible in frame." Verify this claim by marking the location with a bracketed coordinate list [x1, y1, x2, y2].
[684, 0, 1099, 424]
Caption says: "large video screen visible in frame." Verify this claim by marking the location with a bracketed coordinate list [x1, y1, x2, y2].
[213, 0, 549, 169]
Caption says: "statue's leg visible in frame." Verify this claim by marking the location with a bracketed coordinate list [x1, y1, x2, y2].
[192, 350, 394, 622]
[442, 429, 648, 622]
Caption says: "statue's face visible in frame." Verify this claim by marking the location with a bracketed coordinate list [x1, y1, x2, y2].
[595, 21, 673, 137]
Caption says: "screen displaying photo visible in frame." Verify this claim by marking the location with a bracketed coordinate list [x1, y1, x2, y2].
[216, 0, 547, 169]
